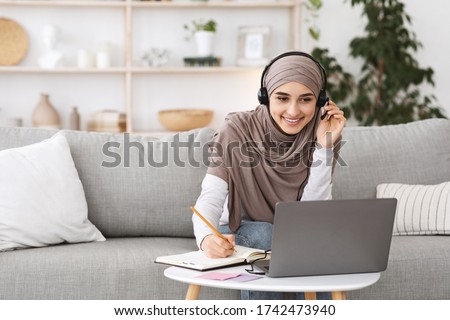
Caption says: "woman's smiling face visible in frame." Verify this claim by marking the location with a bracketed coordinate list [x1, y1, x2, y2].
[268, 81, 317, 135]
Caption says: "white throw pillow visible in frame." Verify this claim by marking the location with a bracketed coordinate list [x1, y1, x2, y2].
[377, 182, 450, 235]
[0, 133, 105, 251]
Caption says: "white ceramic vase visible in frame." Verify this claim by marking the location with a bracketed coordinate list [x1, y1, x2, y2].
[194, 31, 215, 57]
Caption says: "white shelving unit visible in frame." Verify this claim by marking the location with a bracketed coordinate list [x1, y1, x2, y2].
[0, 0, 301, 133]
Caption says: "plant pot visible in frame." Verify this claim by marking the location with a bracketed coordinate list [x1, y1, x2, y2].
[194, 31, 215, 57]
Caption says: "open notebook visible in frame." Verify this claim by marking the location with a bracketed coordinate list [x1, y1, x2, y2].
[155, 245, 270, 271]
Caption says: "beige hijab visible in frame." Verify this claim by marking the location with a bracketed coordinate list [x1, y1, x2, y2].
[207, 54, 340, 232]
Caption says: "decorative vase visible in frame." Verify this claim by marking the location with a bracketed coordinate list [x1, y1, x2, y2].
[194, 31, 215, 57]
[32, 93, 61, 129]
[69, 106, 80, 130]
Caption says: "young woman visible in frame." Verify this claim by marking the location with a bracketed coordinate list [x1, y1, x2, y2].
[192, 51, 346, 299]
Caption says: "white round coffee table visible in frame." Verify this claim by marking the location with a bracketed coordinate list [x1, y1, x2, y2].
[164, 265, 380, 300]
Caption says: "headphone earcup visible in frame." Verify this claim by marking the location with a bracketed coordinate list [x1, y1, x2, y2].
[316, 90, 328, 108]
[258, 87, 269, 106]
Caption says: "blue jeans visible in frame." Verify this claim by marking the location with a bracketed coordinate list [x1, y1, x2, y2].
[218, 221, 331, 300]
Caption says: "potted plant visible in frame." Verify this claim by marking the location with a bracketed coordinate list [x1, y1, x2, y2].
[184, 19, 217, 57]
[348, 0, 446, 125]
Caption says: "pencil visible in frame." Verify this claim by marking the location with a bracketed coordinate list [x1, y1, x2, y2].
[190, 206, 236, 252]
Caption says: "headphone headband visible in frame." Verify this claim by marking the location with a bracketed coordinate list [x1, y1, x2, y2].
[258, 51, 328, 107]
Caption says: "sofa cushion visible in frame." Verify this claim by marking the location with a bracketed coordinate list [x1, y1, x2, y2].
[0, 127, 214, 238]
[0, 133, 105, 251]
[332, 119, 450, 200]
[377, 181, 450, 235]
[348, 235, 450, 299]
[0, 237, 239, 299]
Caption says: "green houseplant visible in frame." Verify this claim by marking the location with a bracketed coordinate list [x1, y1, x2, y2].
[184, 19, 217, 57]
[348, 0, 446, 125]
[184, 19, 217, 40]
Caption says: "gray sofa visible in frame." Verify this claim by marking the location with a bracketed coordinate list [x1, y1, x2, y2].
[0, 118, 449, 300]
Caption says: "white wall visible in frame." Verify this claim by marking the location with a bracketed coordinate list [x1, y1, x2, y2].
[0, 0, 448, 131]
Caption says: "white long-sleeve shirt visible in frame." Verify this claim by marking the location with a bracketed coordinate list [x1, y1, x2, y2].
[192, 147, 334, 248]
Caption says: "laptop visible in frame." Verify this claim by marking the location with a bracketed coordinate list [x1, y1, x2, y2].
[254, 198, 397, 277]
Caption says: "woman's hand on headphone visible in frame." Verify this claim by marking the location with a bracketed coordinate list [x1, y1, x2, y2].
[316, 100, 346, 149]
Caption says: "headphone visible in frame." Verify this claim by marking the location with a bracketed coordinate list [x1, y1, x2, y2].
[257, 51, 328, 108]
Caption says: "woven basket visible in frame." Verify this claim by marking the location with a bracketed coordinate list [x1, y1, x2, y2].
[0, 18, 29, 66]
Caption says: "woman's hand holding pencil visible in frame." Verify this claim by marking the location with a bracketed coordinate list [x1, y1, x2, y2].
[191, 207, 236, 258]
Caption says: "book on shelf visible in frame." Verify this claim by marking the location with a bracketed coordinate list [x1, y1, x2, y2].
[87, 110, 126, 133]
[155, 245, 270, 271]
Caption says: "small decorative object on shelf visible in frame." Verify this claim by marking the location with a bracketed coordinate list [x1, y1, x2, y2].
[236, 25, 271, 67]
[77, 49, 95, 69]
[141, 48, 171, 67]
[96, 42, 111, 69]
[88, 110, 126, 133]
[69, 106, 81, 131]
[32, 93, 61, 129]
[158, 109, 213, 131]
[6, 118, 23, 128]
[38, 24, 64, 69]
[0, 18, 29, 66]
[183, 56, 221, 67]
[184, 19, 217, 57]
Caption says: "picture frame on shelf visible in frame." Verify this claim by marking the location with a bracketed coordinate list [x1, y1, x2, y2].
[236, 25, 271, 67]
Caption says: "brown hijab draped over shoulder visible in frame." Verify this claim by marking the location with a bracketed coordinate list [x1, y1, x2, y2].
[207, 55, 341, 232]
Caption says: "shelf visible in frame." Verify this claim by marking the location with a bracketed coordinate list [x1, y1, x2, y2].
[0, 67, 127, 73]
[1, 0, 300, 133]
[0, 66, 261, 74]
[0, 0, 126, 7]
[130, 66, 262, 73]
[0, 0, 297, 8]
[131, 1, 298, 9]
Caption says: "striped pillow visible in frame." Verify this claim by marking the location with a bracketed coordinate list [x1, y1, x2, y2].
[377, 182, 450, 235]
